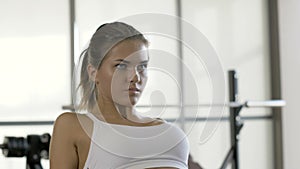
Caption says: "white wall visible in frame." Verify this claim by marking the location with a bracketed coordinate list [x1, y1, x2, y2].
[278, 0, 300, 169]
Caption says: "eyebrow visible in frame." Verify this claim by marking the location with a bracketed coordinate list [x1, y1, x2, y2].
[114, 59, 149, 64]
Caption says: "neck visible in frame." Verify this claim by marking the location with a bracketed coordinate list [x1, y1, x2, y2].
[93, 95, 136, 120]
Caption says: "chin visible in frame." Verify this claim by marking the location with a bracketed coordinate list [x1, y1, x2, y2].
[112, 97, 139, 107]
[129, 99, 139, 106]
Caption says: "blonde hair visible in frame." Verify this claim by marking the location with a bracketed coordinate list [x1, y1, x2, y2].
[76, 22, 149, 112]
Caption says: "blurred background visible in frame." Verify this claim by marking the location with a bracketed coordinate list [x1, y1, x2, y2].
[0, 0, 299, 169]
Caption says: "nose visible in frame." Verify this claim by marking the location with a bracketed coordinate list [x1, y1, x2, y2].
[128, 67, 141, 83]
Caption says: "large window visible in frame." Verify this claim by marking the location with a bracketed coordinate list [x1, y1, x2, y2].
[182, 0, 273, 168]
[0, 0, 69, 168]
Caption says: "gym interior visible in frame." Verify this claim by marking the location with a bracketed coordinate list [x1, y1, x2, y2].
[0, 0, 299, 169]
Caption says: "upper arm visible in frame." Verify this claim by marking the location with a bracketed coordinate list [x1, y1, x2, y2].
[49, 112, 79, 169]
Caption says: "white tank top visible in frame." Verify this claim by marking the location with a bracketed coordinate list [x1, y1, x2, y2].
[83, 113, 190, 169]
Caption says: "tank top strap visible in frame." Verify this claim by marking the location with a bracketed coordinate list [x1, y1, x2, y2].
[86, 112, 99, 122]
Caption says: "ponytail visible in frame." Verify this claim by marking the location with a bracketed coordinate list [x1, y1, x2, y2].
[76, 48, 96, 112]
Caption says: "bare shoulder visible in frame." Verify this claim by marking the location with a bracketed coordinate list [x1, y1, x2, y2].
[52, 113, 77, 139]
[54, 112, 78, 129]
[54, 112, 92, 134]
[50, 112, 90, 169]
[55, 112, 77, 122]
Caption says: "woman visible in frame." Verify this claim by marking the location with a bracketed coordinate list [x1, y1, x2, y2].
[49, 22, 190, 169]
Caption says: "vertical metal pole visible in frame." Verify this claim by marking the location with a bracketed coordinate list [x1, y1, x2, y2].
[267, 0, 284, 168]
[176, 0, 186, 131]
[228, 70, 239, 169]
[69, 0, 75, 106]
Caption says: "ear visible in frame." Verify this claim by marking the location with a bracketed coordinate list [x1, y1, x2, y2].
[87, 64, 97, 82]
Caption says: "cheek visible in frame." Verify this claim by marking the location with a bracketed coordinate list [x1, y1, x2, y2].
[97, 71, 114, 94]
[140, 71, 148, 83]
[111, 72, 127, 90]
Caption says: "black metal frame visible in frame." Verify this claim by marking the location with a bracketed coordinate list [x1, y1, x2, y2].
[220, 70, 285, 169]
[221, 70, 243, 169]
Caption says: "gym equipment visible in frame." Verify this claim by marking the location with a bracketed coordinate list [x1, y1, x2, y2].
[0, 133, 51, 169]
[220, 70, 285, 169]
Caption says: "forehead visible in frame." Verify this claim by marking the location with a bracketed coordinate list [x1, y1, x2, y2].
[105, 40, 148, 62]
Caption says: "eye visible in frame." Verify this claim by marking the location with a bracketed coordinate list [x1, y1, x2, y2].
[115, 63, 127, 70]
[136, 64, 148, 72]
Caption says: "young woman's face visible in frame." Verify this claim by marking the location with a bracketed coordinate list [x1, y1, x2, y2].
[95, 40, 149, 107]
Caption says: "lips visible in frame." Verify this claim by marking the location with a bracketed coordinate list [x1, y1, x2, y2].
[128, 87, 140, 92]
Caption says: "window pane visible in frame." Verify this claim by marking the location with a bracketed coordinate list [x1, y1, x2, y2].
[182, 0, 271, 116]
[0, 0, 70, 121]
[182, 0, 273, 168]
[186, 120, 273, 169]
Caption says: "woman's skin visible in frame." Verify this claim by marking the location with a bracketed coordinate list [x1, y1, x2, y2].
[49, 40, 176, 169]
